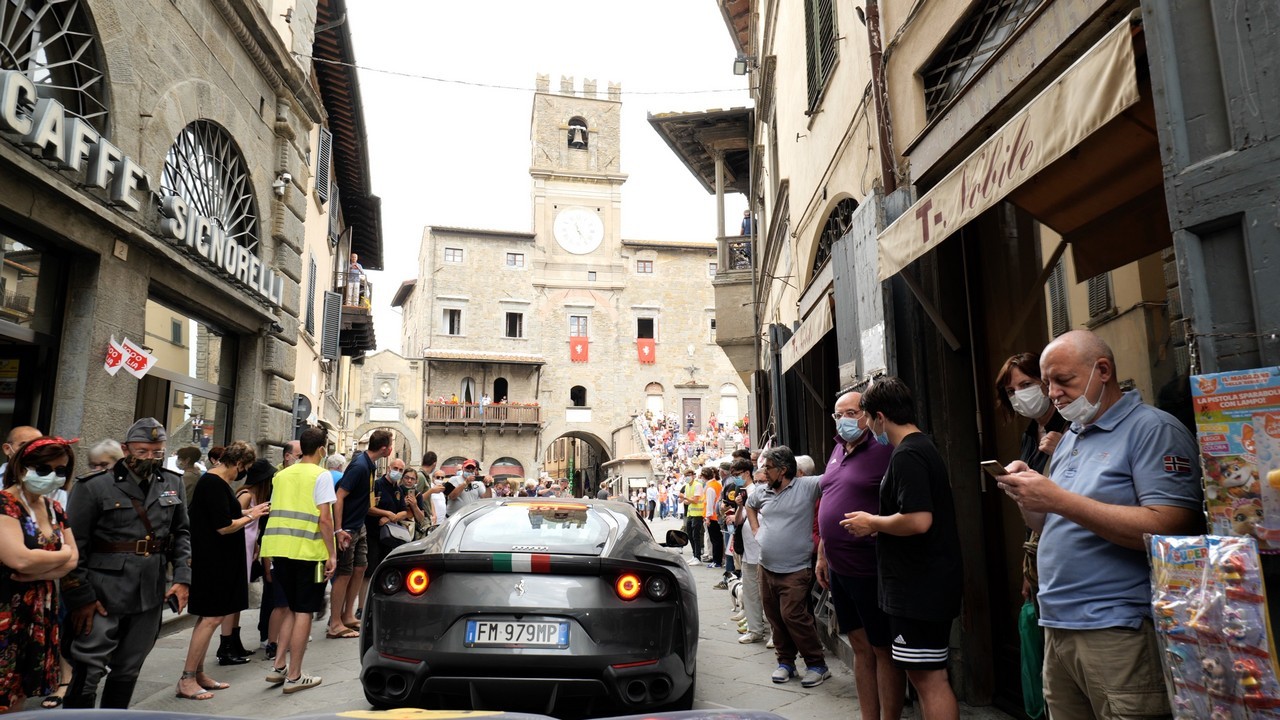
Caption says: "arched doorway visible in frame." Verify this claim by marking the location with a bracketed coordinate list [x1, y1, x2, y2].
[719, 383, 740, 424]
[543, 431, 610, 497]
[645, 382, 664, 414]
[440, 455, 468, 477]
[349, 421, 422, 476]
[493, 377, 509, 402]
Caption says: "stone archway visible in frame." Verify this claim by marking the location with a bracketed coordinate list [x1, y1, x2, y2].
[349, 420, 422, 468]
[543, 430, 611, 497]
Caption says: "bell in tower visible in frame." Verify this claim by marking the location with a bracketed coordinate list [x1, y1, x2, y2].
[567, 118, 588, 149]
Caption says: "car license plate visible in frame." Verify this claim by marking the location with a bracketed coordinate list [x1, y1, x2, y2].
[465, 620, 569, 648]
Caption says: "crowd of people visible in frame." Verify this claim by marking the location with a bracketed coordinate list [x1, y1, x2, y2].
[0, 414, 582, 711]
[650, 329, 1202, 720]
[0, 328, 1205, 719]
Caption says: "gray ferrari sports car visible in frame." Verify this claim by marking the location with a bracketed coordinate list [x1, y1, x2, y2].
[359, 498, 697, 716]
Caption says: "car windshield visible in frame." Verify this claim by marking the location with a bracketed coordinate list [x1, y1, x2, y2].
[457, 502, 613, 554]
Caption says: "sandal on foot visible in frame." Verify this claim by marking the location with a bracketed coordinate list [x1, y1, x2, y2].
[41, 684, 68, 709]
[198, 677, 230, 690]
[176, 672, 214, 701]
[325, 627, 359, 639]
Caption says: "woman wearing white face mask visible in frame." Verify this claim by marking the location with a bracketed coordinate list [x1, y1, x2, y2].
[995, 353, 1067, 720]
[0, 436, 79, 713]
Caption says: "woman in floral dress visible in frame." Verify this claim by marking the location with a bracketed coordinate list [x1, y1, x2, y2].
[0, 437, 78, 712]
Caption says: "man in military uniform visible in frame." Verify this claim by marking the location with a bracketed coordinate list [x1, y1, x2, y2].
[62, 417, 193, 708]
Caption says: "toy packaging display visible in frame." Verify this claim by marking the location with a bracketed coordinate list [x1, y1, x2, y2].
[1150, 534, 1280, 718]
[1191, 368, 1280, 551]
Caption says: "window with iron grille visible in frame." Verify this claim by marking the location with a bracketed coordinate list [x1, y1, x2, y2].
[1087, 273, 1113, 319]
[1047, 258, 1069, 337]
[920, 0, 1045, 120]
[804, 0, 838, 112]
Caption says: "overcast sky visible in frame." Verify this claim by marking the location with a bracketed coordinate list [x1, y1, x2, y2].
[344, 1, 751, 353]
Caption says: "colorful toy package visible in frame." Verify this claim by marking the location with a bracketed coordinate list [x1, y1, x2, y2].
[1191, 368, 1280, 552]
[1150, 534, 1280, 719]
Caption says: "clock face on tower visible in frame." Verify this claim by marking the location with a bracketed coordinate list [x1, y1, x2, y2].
[553, 207, 605, 254]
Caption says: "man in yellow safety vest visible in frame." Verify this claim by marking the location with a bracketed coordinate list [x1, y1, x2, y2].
[260, 427, 337, 694]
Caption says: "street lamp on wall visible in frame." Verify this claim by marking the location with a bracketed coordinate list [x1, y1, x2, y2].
[733, 54, 755, 76]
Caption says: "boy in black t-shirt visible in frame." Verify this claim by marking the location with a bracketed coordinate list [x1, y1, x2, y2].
[841, 377, 962, 720]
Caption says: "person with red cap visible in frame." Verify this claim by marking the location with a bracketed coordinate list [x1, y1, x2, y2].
[444, 459, 490, 518]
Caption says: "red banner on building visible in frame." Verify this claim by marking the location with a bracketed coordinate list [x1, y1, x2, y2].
[637, 338, 656, 364]
[570, 336, 589, 362]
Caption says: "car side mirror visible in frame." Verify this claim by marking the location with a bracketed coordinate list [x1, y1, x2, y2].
[661, 529, 689, 548]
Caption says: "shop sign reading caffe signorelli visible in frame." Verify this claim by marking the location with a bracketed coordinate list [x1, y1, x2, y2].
[0, 70, 284, 306]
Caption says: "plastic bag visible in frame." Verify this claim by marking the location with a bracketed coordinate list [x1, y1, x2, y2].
[1019, 599, 1046, 720]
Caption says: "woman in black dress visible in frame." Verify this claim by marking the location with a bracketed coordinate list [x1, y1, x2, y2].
[174, 442, 270, 700]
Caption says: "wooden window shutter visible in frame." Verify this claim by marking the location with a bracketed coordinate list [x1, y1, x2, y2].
[316, 128, 332, 204]
[305, 255, 317, 335]
[1047, 259, 1069, 337]
[1087, 273, 1113, 319]
[321, 291, 341, 360]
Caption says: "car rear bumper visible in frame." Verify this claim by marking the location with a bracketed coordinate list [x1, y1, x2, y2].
[361, 646, 693, 713]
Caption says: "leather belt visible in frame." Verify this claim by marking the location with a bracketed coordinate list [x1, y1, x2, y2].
[92, 536, 172, 556]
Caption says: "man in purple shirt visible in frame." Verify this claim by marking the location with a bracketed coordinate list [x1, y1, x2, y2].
[816, 390, 905, 720]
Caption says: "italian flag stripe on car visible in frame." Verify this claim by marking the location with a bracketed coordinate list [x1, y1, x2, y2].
[493, 553, 553, 572]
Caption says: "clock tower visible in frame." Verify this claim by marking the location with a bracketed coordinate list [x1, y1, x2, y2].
[530, 75, 627, 287]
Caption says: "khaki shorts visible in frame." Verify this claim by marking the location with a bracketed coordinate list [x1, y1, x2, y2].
[335, 524, 368, 575]
[1043, 618, 1170, 719]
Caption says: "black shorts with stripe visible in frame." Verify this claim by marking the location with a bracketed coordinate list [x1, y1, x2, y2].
[889, 615, 951, 670]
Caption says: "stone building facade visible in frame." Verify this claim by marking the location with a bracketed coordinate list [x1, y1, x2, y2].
[0, 0, 378, 462]
[394, 76, 743, 489]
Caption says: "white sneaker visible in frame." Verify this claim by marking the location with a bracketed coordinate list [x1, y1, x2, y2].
[283, 673, 322, 694]
[729, 610, 745, 621]
[766, 636, 775, 648]
[686, 557, 701, 565]
[738, 631, 764, 644]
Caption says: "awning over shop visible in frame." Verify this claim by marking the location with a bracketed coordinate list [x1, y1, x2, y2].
[878, 16, 1142, 282]
[780, 295, 833, 373]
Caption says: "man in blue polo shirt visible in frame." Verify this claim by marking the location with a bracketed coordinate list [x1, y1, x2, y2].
[1000, 330, 1202, 719]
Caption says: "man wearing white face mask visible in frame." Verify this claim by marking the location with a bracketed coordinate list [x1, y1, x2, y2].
[998, 330, 1202, 720]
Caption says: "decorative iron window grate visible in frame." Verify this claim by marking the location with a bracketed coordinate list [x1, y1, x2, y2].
[921, 0, 1045, 120]
[161, 120, 261, 256]
[804, 0, 837, 112]
[812, 197, 858, 278]
[0, 0, 108, 129]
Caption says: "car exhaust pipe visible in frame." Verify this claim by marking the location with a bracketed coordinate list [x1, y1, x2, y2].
[363, 670, 386, 694]
[385, 673, 409, 698]
[649, 677, 671, 700]
[623, 679, 648, 704]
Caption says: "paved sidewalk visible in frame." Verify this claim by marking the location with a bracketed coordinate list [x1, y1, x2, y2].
[649, 515, 1015, 719]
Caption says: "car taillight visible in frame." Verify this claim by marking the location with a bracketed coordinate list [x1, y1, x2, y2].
[615, 573, 642, 601]
[406, 568, 430, 595]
